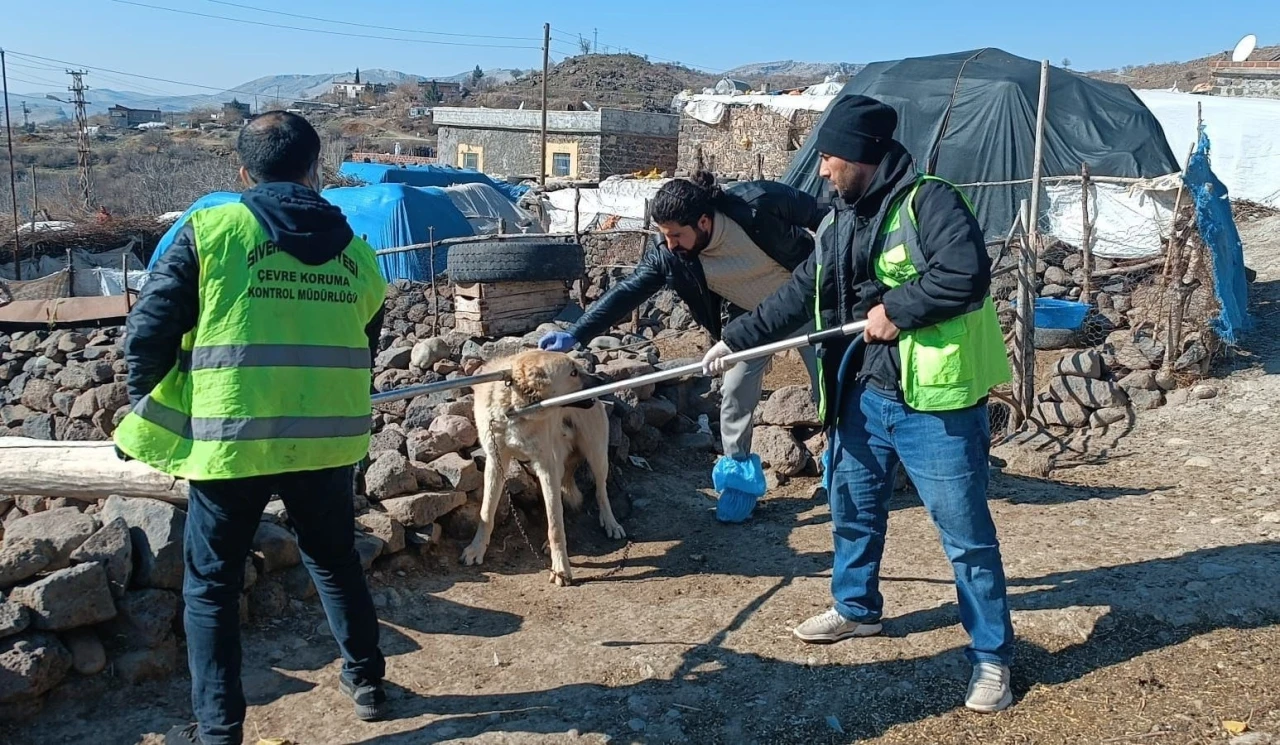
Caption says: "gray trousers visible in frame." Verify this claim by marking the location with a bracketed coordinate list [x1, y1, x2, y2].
[719, 321, 820, 459]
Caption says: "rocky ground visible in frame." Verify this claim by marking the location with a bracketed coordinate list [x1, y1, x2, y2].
[3, 217, 1279, 744]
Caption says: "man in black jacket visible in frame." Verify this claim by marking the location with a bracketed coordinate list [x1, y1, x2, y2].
[703, 95, 1015, 713]
[540, 173, 821, 522]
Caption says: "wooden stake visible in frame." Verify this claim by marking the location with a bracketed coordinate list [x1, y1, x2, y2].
[573, 186, 581, 238]
[1161, 101, 1202, 376]
[428, 226, 439, 336]
[1014, 59, 1050, 424]
[1080, 163, 1093, 303]
[1012, 200, 1037, 423]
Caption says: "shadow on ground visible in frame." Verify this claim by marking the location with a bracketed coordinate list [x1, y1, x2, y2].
[355, 540, 1280, 744]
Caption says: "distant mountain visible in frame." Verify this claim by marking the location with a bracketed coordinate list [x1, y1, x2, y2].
[436, 68, 531, 86]
[722, 61, 863, 80]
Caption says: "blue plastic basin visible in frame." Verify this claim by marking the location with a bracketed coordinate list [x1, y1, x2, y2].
[1012, 297, 1091, 331]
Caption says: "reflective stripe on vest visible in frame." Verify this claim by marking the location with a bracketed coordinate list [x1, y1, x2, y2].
[114, 201, 388, 480]
[875, 176, 1011, 412]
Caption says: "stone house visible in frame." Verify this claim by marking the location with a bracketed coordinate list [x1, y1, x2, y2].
[676, 96, 830, 180]
[1209, 59, 1280, 99]
[432, 107, 679, 180]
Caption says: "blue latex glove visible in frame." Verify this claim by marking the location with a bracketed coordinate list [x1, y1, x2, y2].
[538, 330, 578, 352]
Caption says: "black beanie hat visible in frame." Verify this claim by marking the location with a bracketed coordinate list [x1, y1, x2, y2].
[814, 94, 898, 165]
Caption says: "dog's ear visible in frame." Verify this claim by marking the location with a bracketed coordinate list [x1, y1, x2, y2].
[510, 356, 553, 401]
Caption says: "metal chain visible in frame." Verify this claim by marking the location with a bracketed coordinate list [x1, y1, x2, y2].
[508, 503, 633, 581]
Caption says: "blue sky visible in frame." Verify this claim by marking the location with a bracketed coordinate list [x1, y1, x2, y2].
[1, 0, 1275, 95]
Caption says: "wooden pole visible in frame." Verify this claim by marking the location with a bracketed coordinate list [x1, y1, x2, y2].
[2, 49, 22, 281]
[1013, 200, 1037, 423]
[1161, 101, 1203, 377]
[573, 186, 581, 238]
[1080, 163, 1093, 303]
[428, 226, 439, 336]
[30, 165, 38, 218]
[539, 22, 550, 186]
[0, 439, 189, 504]
[1014, 59, 1050, 424]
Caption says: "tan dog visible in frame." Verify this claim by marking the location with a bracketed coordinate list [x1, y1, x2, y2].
[462, 349, 625, 586]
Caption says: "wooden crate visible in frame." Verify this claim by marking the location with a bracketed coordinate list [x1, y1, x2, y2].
[453, 280, 570, 337]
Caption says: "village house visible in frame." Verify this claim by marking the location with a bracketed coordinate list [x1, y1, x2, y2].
[1209, 58, 1280, 99]
[107, 105, 163, 129]
[433, 107, 679, 180]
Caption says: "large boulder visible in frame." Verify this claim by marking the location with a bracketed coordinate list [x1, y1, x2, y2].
[0, 602, 31, 640]
[1048, 375, 1129, 410]
[3, 508, 97, 571]
[0, 633, 73, 703]
[68, 517, 133, 598]
[8, 563, 116, 631]
[407, 415, 477, 461]
[411, 338, 452, 371]
[1054, 350, 1104, 380]
[1038, 400, 1089, 428]
[100, 496, 186, 591]
[637, 396, 677, 429]
[375, 346, 413, 371]
[753, 426, 808, 477]
[356, 511, 406, 555]
[381, 492, 467, 528]
[19, 379, 58, 413]
[761, 386, 820, 428]
[0, 537, 56, 589]
[252, 523, 301, 573]
[428, 453, 482, 493]
[107, 589, 180, 650]
[364, 452, 418, 501]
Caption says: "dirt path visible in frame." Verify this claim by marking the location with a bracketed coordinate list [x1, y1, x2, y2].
[9, 223, 1280, 745]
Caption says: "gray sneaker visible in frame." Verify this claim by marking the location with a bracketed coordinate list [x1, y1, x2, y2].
[965, 662, 1013, 713]
[792, 608, 883, 643]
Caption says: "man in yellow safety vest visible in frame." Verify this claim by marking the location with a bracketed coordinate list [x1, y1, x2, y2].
[702, 94, 1016, 713]
[115, 111, 389, 744]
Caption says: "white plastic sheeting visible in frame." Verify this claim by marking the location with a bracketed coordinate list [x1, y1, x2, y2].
[676, 92, 837, 124]
[441, 182, 538, 235]
[546, 177, 668, 233]
[1135, 90, 1280, 208]
[0, 242, 149, 297]
[1045, 180, 1179, 260]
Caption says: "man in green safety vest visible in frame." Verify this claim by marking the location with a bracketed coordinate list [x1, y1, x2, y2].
[702, 94, 1016, 713]
[115, 112, 390, 744]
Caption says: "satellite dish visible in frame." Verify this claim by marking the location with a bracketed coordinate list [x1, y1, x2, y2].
[1231, 34, 1257, 63]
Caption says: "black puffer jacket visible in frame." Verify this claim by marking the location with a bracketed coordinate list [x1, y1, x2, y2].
[567, 180, 822, 342]
[722, 144, 991, 412]
[124, 182, 385, 406]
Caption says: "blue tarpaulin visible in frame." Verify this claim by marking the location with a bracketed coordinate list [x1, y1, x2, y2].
[148, 184, 474, 281]
[339, 162, 529, 203]
[1184, 127, 1252, 345]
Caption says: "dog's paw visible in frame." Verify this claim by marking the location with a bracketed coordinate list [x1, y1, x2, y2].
[548, 568, 574, 587]
[460, 542, 488, 566]
[602, 518, 626, 540]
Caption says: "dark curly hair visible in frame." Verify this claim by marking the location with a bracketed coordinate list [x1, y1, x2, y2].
[650, 171, 725, 227]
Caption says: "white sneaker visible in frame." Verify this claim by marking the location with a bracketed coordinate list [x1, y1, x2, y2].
[792, 608, 883, 644]
[965, 662, 1013, 713]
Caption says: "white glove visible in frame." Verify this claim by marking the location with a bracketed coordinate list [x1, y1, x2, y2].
[701, 341, 733, 376]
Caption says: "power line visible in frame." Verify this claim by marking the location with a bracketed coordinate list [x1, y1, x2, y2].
[202, 0, 540, 42]
[7, 50, 293, 96]
[111, 1, 542, 49]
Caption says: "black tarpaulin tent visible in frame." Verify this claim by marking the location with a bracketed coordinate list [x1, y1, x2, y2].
[782, 48, 1181, 238]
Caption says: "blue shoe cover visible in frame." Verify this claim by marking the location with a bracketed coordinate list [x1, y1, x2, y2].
[712, 454, 766, 523]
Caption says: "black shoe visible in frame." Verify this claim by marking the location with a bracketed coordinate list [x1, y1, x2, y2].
[339, 676, 388, 722]
[165, 724, 202, 744]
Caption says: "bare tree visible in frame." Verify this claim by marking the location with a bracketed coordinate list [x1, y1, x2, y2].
[578, 36, 592, 56]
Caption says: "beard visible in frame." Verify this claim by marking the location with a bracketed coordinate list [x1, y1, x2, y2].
[674, 225, 712, 258]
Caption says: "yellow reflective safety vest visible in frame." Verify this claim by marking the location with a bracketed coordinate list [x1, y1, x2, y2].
[114, 201, 387, 480]
[813, 176, 1010, 416]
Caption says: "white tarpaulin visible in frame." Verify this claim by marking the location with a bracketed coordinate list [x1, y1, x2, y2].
[1135, 90, 1280, 208]
[0, 242, 148, 297]
[676, 92, 837, 122]
[1046, 180, 1179, 260]
[547, 177, 668, 233]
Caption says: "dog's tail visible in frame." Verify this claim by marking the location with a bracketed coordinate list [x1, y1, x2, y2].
[561, 466, 585, 511]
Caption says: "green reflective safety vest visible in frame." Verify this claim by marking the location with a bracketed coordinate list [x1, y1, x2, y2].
[813, 176, 1011, 417]
[114, 201, 388, 481]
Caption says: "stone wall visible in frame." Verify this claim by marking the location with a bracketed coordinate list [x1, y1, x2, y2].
[1211, 63, 1280, 99]
[598, 134, 679, 178]
[677, 106, 823, 180]
[436, 127, 603, 180]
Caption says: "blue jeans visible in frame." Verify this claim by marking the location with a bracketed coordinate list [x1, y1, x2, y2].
[827, 384, 1014, 666]
[184, 466, 385, 745]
